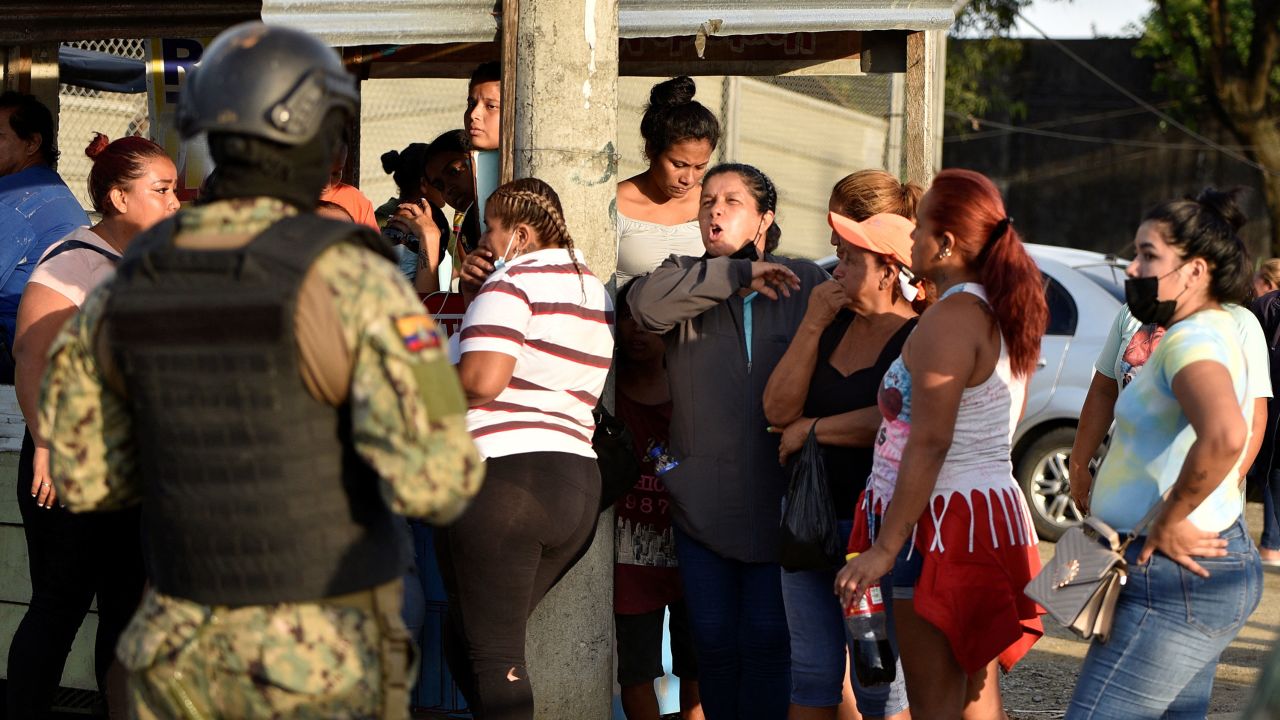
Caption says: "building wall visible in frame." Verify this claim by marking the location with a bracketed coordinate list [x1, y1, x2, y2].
[359, 74, 890, 263]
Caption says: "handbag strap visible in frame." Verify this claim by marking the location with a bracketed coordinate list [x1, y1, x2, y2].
[1118, 495, 1166, 551]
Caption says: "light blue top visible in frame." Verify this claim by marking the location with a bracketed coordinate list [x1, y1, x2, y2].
[1091, 309, 1248, 533]
[1096, 302, 1271, 400]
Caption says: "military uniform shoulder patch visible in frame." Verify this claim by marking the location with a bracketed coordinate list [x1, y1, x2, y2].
[394, 314, 442, 353]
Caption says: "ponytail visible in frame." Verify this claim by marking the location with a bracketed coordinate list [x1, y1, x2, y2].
[923, 169, 1047, 378]
[978, 222, 1046, 378]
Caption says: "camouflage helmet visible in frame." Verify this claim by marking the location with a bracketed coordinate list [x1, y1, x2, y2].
[176, 22, 357, 145]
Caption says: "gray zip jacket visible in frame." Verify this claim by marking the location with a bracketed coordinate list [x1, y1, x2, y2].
[628, 253, 829, 563]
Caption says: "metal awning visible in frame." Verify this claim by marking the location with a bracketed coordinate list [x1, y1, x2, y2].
[3, 2, 957, 47]
[618, 1, 957, 37]
[260, 1, 957, 47]
[261, 1, 499, 47]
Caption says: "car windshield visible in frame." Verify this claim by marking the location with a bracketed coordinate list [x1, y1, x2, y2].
[1074, 263, 1127, 302]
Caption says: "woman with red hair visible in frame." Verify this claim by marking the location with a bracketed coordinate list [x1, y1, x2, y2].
[835, 169, 1047, 719]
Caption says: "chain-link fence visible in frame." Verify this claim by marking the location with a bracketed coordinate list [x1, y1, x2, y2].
[52, 44, 899, 261]
[57, 40, 151, 216]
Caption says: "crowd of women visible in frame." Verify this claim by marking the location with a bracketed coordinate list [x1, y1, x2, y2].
[554, 75, 1267, 720]
[6, 68, 1274, 720]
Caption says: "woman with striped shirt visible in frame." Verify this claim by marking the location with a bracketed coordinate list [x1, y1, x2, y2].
[444, 177, 614, 720]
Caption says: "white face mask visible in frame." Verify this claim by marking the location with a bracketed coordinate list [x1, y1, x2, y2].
[492, 229, 518, 271]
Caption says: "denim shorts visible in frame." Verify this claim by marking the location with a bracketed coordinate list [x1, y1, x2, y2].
[780, 520, 909, 715]
[1066, 516, 1263, 719]
[889, 538, 924, 600]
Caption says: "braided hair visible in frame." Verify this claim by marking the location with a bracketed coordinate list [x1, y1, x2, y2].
[702, 163, 782, 252]
[486, 177, 585, 288]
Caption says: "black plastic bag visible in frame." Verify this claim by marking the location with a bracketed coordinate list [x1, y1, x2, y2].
[779, 425, 842, 572]
[593, 406, 643, 513]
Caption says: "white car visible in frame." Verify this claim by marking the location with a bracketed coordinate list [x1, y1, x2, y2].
[817, 244, 1126, 540]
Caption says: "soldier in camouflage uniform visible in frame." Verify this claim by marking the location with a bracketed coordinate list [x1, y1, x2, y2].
[38, 22, 483, 720]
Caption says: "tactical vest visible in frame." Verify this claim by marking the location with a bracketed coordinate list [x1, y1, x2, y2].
[104, 212, 406, 606]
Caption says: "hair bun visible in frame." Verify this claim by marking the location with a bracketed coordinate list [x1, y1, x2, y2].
[649, 76, 697, 108]
[1194, 186, 1248, 233]
[85, 132, 110, 159]
[380, 149, 401, 175]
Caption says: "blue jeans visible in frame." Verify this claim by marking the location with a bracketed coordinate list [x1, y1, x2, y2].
[1066, 517, 1263, 719]
[674, 527, 791, 720]
[780, 520, 909, 715]
[1261, 468, 1280, 550]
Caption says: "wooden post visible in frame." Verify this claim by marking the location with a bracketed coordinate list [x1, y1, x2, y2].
[904, 30, 942, 187]
[499, 0, 519, 185]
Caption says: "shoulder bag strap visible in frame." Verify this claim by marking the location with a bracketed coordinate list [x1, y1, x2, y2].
[37, 239, 121, 268]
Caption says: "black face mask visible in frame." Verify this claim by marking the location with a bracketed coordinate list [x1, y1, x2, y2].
[728, 242, 759, 261]
[725, 216, 764, 261]
[1125, 265, 1186, 327]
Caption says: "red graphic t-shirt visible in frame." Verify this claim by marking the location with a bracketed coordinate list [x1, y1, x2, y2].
[613, 391, 682, 615]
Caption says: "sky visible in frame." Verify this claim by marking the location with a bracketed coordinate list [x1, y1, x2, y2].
[1007, 0, 1151, 38]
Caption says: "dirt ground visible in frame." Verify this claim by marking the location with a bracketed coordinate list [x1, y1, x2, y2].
[1000, 501, 1278, 720]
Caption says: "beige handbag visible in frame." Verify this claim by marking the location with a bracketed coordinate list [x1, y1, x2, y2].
[1025, 503, 1162, 642]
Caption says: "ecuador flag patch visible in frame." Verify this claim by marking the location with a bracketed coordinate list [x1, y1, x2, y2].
[394, 314, 442, 353]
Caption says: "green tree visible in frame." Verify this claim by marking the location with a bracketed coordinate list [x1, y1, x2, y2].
[946, 0, 1039, 129]
[1140, 0, 1280, 253]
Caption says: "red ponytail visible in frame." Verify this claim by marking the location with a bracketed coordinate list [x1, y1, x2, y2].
[923, 169, 1047, 377]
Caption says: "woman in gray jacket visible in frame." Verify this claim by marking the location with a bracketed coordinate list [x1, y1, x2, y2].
[627, 163, 828, 720]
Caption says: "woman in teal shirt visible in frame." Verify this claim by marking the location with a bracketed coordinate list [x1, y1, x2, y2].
[1067, 188, 1265, 719]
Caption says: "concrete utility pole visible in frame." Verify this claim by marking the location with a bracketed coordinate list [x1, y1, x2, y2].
[510, 0, 618, 717]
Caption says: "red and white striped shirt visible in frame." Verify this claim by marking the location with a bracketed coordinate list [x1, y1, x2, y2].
[460, 248, 614, 459]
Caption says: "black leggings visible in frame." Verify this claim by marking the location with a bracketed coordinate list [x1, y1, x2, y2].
[435, 451, 601, 720]
[6, 430, 146, 718]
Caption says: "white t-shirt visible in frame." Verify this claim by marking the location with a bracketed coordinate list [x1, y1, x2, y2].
[28, 227, 121, 307]
[614, 212, 703, 288]
[459, 248, 614, 459]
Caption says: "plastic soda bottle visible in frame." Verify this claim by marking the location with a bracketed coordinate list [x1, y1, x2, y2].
[843, 552, 897, 687]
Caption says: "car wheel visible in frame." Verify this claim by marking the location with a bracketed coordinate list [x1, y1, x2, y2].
[1016, 426, 1084, 542]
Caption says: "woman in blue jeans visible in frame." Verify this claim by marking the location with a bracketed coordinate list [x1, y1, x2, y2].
[1067, 188, 1265, 719]
[629, 164, 828, 719]
[763, 175, 921, 720]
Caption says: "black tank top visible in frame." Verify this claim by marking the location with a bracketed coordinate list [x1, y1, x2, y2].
[803, 310, 917, 520]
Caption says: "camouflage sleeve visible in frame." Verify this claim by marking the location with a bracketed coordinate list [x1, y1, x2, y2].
[314, 244, 483, 523]
[40, 285, 140, 512]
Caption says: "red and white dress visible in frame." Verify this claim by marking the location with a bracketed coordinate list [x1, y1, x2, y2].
[852, 282, 1044, 673]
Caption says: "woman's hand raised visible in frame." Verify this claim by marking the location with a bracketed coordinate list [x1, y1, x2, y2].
[802, 280, 847, 329]
[459, 249, 495, 304]
[748, 262, 801, 300]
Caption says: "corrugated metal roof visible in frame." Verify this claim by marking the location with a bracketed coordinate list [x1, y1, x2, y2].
[619, 1, 958, 37]
[1, 2, 260, 43]
[260, 0, 955, 47]
[261, 1, 500, 46]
